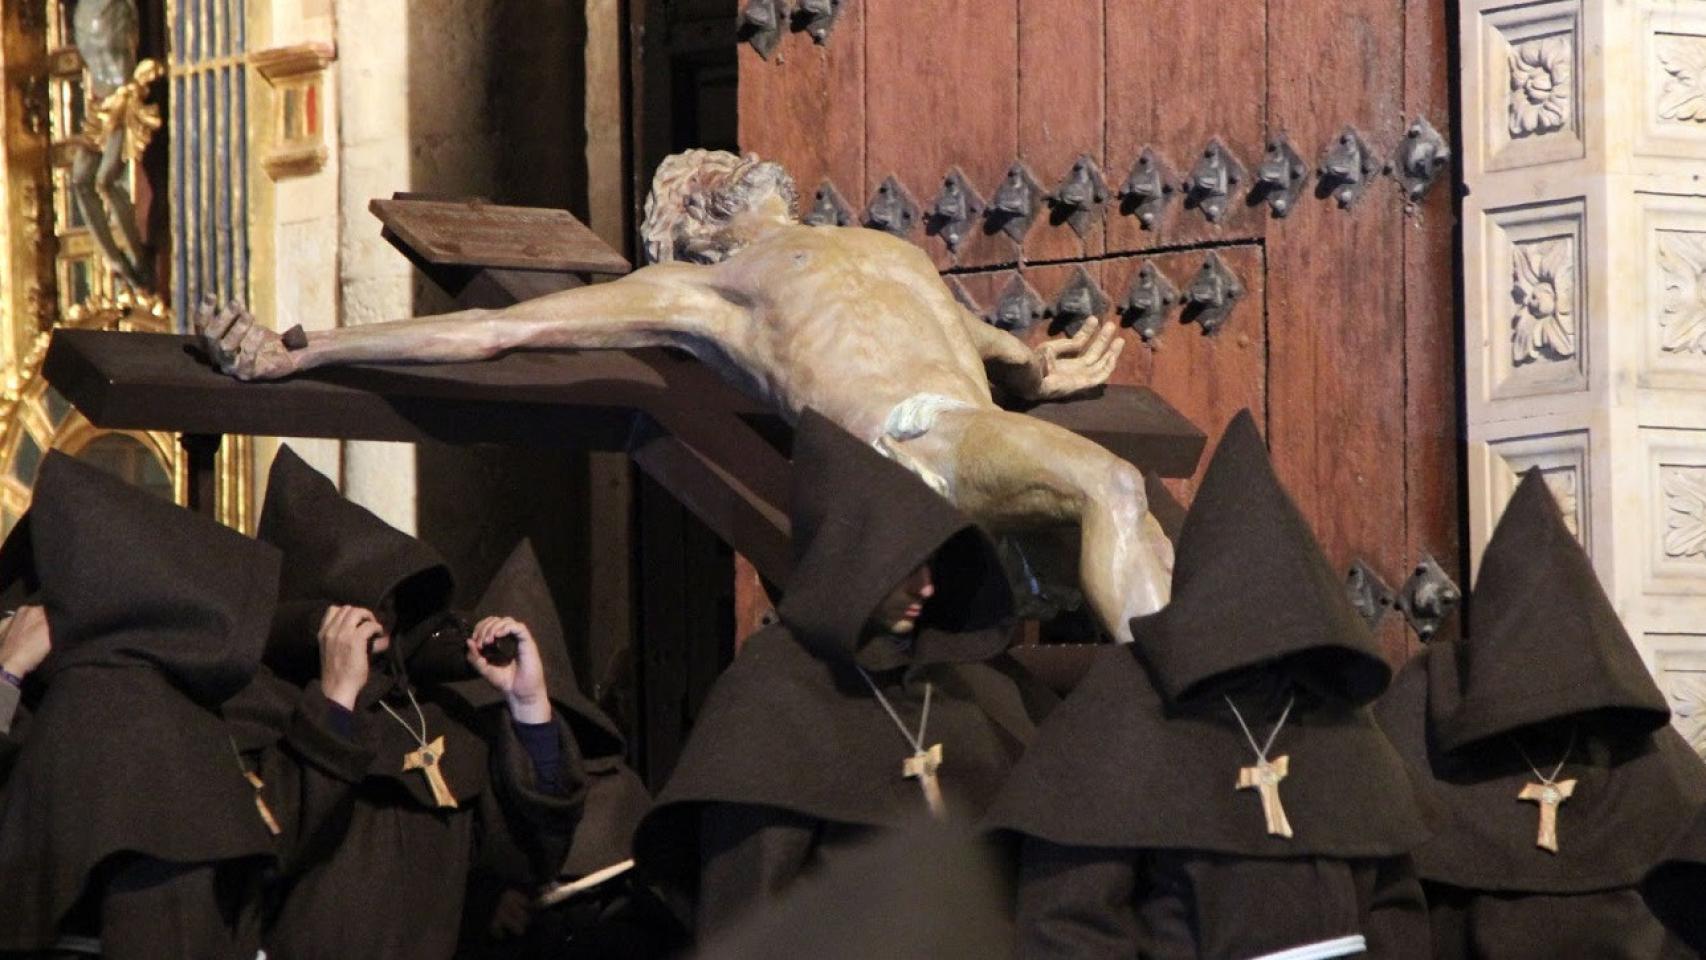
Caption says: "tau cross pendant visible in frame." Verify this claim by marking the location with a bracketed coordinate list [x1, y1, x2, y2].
[902, 742, 946, 820]
[403, 735, 458, 809]
[1518, 779, 1576, 853]
[1236, 755, 1294, 838]
[243, 771, 283, 836]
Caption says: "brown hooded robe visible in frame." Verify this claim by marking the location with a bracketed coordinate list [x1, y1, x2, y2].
[631, 410, 1056, 942]
[1375, 470, 1706, 959]
[228, 445, 587, 960]
[986, 411, 1434, 960]
[0, 452, 282, 959]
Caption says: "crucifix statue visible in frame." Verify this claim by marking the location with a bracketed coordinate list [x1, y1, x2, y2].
[196, 150, 1175, 642]
[71, 0, 159, 291]
[1518, 778, 1575, 854]
[1236, 755, 1294, 838]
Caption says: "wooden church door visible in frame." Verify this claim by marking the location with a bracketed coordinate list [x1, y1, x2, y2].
[736, 0, 1461, 663]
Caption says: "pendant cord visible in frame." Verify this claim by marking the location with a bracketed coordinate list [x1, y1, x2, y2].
[377, 685, 431, 749]
[1514, 724, 1578, 785]
[856, 667, 932, 755]
[1224, 692, 1296, 763]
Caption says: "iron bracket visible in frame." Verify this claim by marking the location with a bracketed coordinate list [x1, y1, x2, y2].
[1346, 559, 1397, 633]
[1319, 126, 1380, 210]
[1183, 252, 1244, 334]
[1048, 266, 1112, 336]
[738, 0, 788, 59]
[1049, 153, 1109, 238]
[987, 162, 1045, 243]
[1397, 554, 1462, 642]
[928, 167, 986, 254]
[990, 274, 1046, 333]
[863, 175, 920, 239]
[802, 180, 855, 227]
[1118, 148, 1175, 230]
[1254, 133, 1309, 219]
[1183, 139, 1245, 225]
[1391, 116, 1451, 204]
[1120, 261, 1179, 342]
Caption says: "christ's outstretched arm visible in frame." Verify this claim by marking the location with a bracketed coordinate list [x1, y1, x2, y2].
[197, 262, 747, 381]
[957, 308, 1124, 403]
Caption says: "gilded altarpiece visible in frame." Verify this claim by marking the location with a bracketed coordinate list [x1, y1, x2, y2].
[0, 0, 252, 531]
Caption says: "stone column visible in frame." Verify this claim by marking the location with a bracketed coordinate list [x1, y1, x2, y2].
[1461, 0, 1706, 752]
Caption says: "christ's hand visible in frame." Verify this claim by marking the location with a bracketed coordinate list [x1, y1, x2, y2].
[195, 298, 299, 381]
[1027, 316, 1123, 401]
[466, 617, 551, 724]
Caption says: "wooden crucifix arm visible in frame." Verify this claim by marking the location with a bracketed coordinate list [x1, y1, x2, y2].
[956, 306, 1123, 403]
[197, 262, 748, 381]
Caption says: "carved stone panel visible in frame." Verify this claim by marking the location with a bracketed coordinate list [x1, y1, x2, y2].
[1484, 430, 1590, 554]
[1639, 193, 1706, 388]
[1480, 199, 1589, 400]
[1641, 13, 1706, 161]
[1479, 1, 1583, 171]
[1651, 640, 1706, 759]
[1643, 429, 1706, 595]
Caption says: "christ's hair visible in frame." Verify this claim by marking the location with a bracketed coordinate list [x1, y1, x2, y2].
[640, 149, 798, 265]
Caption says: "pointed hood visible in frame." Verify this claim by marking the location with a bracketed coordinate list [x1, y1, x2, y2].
[776, 409, 1014, 669]
[27, 451, 280, 705]
[441, 538, 625, 758]
[1429, 469, 1668, 754]
[1131, 410, 1389, 707]
[256, 445, 454, 683]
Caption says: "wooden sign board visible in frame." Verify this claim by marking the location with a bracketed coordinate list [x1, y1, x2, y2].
[369, 197, 631, 276]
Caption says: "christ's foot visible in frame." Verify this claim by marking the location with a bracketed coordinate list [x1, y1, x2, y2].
[194, 298, 298, 381]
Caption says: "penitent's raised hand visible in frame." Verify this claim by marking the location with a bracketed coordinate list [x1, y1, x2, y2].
[319, 604, 387, 710]
[466, 617, 551, 724]
[0, 606, 50, 681]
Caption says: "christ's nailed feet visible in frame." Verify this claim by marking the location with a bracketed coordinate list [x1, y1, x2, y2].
[195, 298, 297, 381]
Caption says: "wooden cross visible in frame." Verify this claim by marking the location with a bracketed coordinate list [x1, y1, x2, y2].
[243, 770, 283, 836]
[1236, 754, 1294, 838]
[1518, 779, 1576, 854]
[403, 735, 459, 809]
[902, 742, 946, 821]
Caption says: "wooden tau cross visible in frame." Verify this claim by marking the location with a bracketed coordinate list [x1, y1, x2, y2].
[1236, 755, 1294, 838]
[902, 743, 946, 820]
[243, 771, 283, 836]
[1518, 779, 1576, 854]
[403, 735, 459, 809]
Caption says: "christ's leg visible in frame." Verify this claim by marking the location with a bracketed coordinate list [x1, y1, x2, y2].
[896, 407, 1173, 644]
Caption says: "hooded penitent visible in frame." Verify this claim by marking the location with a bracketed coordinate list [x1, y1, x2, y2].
[986, 410, 1433, 959]
[0, 452, 281, 953]
[242, 446, 584, 960]
[1376, 469, 1706, 958]
[632, 409, 1054, 937]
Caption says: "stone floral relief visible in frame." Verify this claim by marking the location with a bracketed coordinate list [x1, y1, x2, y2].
[1511, 237, 1577, 365]
[1663, 465, 1706, 560]
[1539, 466, 1581, 539]
[1658, 231, 1706, 356]
[1508, 35, 1573, 137]
[1669, 671, 1706, 758]
[1658, 34, 1706, 124]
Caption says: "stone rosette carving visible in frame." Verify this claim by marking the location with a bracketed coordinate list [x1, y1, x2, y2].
[1508, 36, 1572, 137]
[1671, 674, 1706, 758]
[1658, 35, 1706, 124]
[1511, 238, 1576, 364]
[1664, 466, 1706, 560]
[1659, 231, 1706, 357]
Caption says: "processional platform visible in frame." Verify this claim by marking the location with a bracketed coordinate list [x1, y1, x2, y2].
[42, 197, 1207, 591]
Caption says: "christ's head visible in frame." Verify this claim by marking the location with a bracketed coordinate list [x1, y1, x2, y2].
[73, 0, 141, 95]
[641, 150, 799, 265]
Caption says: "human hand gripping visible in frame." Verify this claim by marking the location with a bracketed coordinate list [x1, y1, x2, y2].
[1031, 316, 1123, 400]
[467, 617, 551, 724]
[319, 604, 387, 710]
[0, 606, 50, 683]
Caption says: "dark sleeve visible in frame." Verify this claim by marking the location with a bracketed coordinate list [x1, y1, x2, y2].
[1015, 837, 1144, 960]
[250, 682, 376, 878]
[1361, 855, 1432, 960]
[0, 684, 26, 786]
[696, 803, 820, 941]
[486, 711, 588, 883]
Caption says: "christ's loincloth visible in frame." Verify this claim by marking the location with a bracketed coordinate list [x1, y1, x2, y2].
[869, 393, 974, 498]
